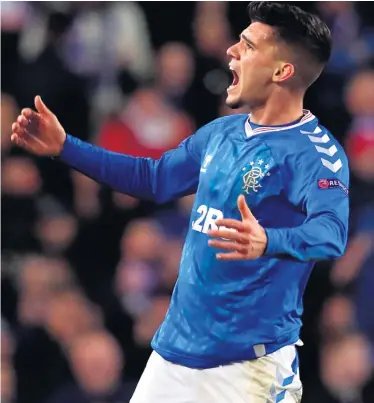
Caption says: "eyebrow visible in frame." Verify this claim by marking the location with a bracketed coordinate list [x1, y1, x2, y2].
[240, 34, 256, 48]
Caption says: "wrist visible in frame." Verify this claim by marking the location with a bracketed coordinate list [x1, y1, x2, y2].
[264, 228, 282, 256]
[58, 132, 68, 156]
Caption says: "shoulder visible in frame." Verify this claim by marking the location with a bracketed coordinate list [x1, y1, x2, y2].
[296, 123, 348, 176]
[266, 120, 348, 175]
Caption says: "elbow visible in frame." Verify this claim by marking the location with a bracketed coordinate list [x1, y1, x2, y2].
[297, 217, 348, 262]
[315, 219, 348, 261]
[153, 192, 172, 204]
[151, 181, 173, 204]
[325, 240, 346, 260]
[299, 241, 345, 262]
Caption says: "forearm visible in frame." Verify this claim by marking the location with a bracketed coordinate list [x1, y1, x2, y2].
[265, 213, 347, 262]
[59, 134, 172, 202]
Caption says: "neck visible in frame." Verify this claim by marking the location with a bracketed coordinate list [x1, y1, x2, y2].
[249, 88, 304, 126]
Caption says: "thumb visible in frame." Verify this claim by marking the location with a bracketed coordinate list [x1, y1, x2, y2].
[237, 194, 256, 222]
[34, 95, 52, 116]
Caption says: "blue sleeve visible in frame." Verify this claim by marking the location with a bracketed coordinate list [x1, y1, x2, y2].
[59, 125, 211, 203]
[265, 146, 350, 262]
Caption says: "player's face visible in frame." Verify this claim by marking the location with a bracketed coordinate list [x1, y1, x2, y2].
[226, 22, 279, 109]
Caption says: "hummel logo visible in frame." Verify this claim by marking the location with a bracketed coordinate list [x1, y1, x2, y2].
[200, 154, 213, 173]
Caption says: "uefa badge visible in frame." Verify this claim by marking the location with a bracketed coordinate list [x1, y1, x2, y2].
[242, 159, 271, 194]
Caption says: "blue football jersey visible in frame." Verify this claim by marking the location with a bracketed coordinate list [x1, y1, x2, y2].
[61, 110, 349, 368]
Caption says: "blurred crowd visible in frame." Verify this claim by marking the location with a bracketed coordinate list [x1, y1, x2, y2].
[1, 2, 374, 403]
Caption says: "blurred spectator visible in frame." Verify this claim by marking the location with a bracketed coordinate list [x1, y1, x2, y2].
[2, 157, 41, 197]
[158, 239, 183, 293]
[1, 93, 18, 157]
[1, 320, 16, 403]
[1, 320, 15, 362]
[155, 42, 196, 111]
[16, 255, 75, 328]
[71, 171, 101, 220]
[320, 334, 374, 403]
[1, 157, 42, 252]
[331, 204, 374, 349]
[0, 1, 29, 95]
[190, 1, 232, 126]
[1, 361, 16, 403]
[46, 331, 136, 403]
[97, 86, 193, 159]
[133, 294, 170, 347]
[14, 286, 102, 403]
[16, 10, 89, 139]
[120, 218, 164, 262]
[35, 211, 78, 256]
[112, 192, 140, 211]
[63, 1, 154, 123]
[320, 295, 355, 343]
[19, 2, 153, 82]
[317, 2, 372, 75]
[44, 288, 102, 346]
[115, 219, 164, 316]
[345, 68, 374, 192]
[13, 9, 89, 207]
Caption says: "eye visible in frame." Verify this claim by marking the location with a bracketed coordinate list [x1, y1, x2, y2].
[245, 42, 253, 50]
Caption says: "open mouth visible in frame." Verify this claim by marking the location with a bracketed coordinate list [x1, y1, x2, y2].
[228, 68, 239, 90]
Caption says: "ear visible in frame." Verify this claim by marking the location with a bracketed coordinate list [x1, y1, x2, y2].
[273, 63, 294, 83]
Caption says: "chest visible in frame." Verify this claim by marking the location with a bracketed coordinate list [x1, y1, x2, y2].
[196, 135, 281, 215]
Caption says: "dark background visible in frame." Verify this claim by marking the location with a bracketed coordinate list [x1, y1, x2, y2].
[1, 2, 374, 402]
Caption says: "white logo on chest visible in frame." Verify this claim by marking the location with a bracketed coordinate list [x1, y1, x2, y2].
[242, 160, 271, 194]
[200, 154, 213, 173]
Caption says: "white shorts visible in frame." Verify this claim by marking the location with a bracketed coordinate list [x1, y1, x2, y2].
[130, 344, 302, 403]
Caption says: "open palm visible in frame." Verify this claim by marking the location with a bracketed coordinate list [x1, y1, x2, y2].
[11, 95, 66, 156]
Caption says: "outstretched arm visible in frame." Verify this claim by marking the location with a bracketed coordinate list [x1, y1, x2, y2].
[11, 96, 211, 203]
[59, 133, 207, 203]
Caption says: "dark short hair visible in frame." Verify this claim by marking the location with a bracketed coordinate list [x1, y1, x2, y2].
[247, 1, 332, 65]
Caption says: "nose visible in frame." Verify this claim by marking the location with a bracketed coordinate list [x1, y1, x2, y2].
[226, 43, 239, 60]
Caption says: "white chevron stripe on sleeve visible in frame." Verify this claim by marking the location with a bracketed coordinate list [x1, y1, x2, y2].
[301, 126, 322, 135]
[321, 158, 343, 173]
[315, 144, 338, 157]
[313, 127, 322, 134]
[307, 134, 330, 143]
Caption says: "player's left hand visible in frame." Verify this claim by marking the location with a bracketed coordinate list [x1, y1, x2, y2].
[207, 195, 268, 261]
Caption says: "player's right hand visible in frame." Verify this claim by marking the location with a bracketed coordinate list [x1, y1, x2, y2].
[11, 95, 66, 156]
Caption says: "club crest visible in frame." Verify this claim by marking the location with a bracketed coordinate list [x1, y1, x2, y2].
[242, 159, 271, 194]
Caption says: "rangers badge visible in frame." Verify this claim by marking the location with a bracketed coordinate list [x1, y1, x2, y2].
[242, 160, 271, 194]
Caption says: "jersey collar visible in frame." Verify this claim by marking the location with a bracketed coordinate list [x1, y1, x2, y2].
[244, 110, 316, 138]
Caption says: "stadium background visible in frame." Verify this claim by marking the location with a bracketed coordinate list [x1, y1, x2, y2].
[1, 1, 374, 402]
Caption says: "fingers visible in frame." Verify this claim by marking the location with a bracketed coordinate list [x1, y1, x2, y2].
[15, 110, 40, 135]
[34, 95, 52, 116]
[216, 252, 244, 261]
[17, 114, 29, 128]
[207, 228, 249, 244]
[11, 133, 24, 147]
[11, 129, 44, 151]
[11, 133, 34, 152]
[12, 122, 26, 138]
[215, 218, 248, 233]
[208, 239, 248, 254]
[237, 194, 256, 221]
[21, 108, 39, 121]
